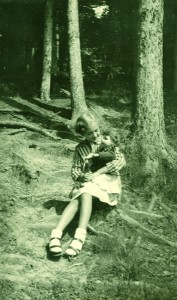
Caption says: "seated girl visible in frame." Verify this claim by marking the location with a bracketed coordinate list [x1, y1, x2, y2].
[48, 113, 126, 257]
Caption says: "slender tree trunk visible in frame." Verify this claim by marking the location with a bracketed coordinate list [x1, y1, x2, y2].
[133, 0, 167, 185]
[41, 0, 53, 102]
[53, 5, 60, 77]
[68, 0, 87, 122]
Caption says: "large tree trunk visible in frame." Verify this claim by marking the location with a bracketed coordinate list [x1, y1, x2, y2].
[133, 0, 168, 186]
[173, 16, 177, 93]
[68, 0, 88, 122]
[40, 0, 53, 102]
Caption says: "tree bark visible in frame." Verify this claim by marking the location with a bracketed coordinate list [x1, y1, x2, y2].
[41, 0, 53, 102]
[174, 15, 177, 93]
[133, 0, 168, 185]
[53, 22, 60, 76]
[68, 0, 88, 122]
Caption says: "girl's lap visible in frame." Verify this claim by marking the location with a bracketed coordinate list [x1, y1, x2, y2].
[70, 176, 120, 206]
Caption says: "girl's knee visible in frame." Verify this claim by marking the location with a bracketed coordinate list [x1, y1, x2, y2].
[72, 199, 79, 209]
[80, 193, 92, 202]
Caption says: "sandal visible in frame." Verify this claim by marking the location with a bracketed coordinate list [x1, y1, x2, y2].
[64, 228, 86, 257]
[49, 229, 62, 256]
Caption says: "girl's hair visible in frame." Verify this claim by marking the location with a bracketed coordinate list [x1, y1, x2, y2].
[102, 129, 120, 145]
[75, 113, 98, 136]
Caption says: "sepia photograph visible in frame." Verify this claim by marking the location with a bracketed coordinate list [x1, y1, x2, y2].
[0, 0, 177, 299]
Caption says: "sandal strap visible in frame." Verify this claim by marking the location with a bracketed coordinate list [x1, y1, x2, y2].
[72, 237, 84, 244]
[49, 245, 62, 249]
[49, 237, 62, 255]
[67, 245, 80, 255]
[65, 237, 84, 256]
[50, 237, 61, 241]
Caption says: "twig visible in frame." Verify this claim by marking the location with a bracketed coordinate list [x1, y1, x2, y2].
[87, 224, 115, 238]
[87, 224, 98, 235]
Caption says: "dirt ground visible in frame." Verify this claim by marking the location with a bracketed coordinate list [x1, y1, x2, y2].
[1, 94, 177, 300]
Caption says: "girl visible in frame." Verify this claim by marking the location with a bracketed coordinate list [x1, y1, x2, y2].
[49, 113, 126, 257]
[85, 131, 120, 172]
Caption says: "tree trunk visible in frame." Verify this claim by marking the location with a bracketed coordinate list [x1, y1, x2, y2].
[133, 0, 167, 186]
[53, 23, 60, 76]
[68, 0, 88, 122]
[174, 16, 177, 93]
[40, 0, 53, 102]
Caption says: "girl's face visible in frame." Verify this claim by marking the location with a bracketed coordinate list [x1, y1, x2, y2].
[102, 135, 113, 147]
[84, 122, 100, 143]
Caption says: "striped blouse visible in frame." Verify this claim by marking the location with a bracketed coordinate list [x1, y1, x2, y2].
[71, 140, 125, 182]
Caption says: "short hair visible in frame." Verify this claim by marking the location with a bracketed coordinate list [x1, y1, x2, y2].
[75, 113, 97, 136]
[102, 129, 119, 145]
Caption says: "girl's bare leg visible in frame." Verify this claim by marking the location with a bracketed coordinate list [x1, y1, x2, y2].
[78, 193, 92, 229]
[55, 199, 79, 231]
[49, 199, 79, 255]
[65, 193, 92, 256]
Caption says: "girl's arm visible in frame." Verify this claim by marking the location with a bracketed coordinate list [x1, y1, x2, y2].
[84, 147, 126, 179]
[71, 145, 84, 181]
[106, 147, 126, 175]
[92, 166, 109, 177]
[82, 165, 109, 182]
[71, 142, 92, 182]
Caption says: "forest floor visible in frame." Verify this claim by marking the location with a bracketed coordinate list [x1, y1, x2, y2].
[1, 88, 177, 300]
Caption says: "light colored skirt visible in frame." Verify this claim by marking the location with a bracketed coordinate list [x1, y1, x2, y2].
[70, 174, 121, 206]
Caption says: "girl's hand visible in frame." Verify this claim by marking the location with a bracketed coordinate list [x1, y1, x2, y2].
[116, 156, 126, 171]
[95, 136, 102, 145]
[82, 172, 94, 182]
[84, 153, 99, 159]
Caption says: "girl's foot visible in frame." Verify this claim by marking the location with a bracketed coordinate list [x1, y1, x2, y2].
[64, 228, 86, 257]
[49, 229, 63, 256]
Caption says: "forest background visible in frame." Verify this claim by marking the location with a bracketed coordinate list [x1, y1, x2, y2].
[1, 0, 177, 299]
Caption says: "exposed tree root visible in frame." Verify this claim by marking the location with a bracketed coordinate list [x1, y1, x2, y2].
[147, 193, 158, 212]
[0, 121, 61, 140]
[117, 209, 177, 249]
[161, 144, 177, 167]
[11, 96, 69, 122]
[87, 224, 115, 237]
[124, 208, 164, 219]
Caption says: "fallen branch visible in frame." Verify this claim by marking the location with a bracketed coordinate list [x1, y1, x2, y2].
[0, 121, 61, 140]
[117, 209, 177, 249]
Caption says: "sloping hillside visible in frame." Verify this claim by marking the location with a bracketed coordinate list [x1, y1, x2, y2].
[1, 96, 177, 300]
